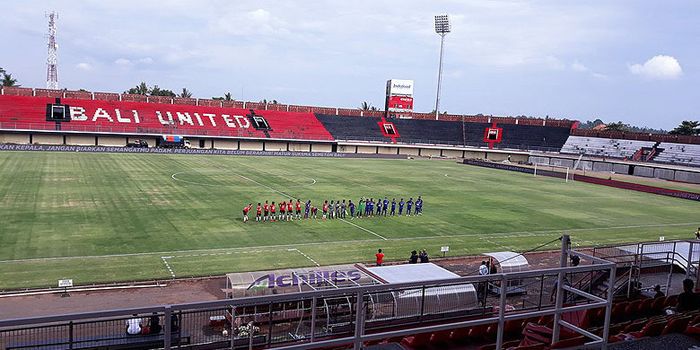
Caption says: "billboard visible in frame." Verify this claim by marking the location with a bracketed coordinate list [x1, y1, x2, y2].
[386, 79, 414, 118]
[386, 79, 414, 96]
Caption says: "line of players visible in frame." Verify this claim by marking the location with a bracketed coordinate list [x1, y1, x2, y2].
[242, 196, 423, 223]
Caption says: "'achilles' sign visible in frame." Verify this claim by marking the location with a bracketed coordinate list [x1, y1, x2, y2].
[247, 269, 362, 289]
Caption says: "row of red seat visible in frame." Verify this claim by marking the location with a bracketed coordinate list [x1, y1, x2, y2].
[0, 95, 334, 141]
[356, 294, 690, 350]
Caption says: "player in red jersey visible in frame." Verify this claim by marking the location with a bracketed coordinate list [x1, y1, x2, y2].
[322, 200, 329, 220]
[295, 199, 302, 220]
[256, 203, 262, 222]
[263, 201, 269, 222]
[287, 200, 294, 221]
[279, 200, 286, 221]
[270, 202, 276, 222]
[242, 203, 253, 223]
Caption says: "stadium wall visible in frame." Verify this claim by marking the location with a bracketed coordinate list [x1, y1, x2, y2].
[529, 155, 700, 184]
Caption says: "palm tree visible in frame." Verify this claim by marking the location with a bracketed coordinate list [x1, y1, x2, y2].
[212, 92, 233, 101]
[360, 101, 373, 111]
[180, 88, 192, 98]
[0, 67, 5, 75]
[126, 82, 149, 95]
[2, 73, 19, 87]
[670, 120, 700, 135]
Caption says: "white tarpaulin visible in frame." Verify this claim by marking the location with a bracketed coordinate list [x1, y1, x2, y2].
[484, 252, 529, 273]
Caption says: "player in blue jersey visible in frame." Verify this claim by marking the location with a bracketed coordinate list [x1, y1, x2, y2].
[398, 198, 405, 216]
[415, 196, 423, 215]
[390, 198, 396, 216]
[406, 197, 413, 216]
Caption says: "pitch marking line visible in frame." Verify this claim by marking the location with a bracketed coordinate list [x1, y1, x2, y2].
[290, 248, 321, 267]
[161, 256, 176, 278]
[1, 222, 698, 264]
[340, 218, 388, 240]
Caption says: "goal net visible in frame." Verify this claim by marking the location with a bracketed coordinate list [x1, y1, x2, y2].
[533, 163, 573, 182]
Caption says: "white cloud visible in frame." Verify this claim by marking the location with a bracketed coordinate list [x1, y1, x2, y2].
[571, 61, 588, 72]
[629, 55, 683, 80]
[570, 61, 608, 79]
[114, 57, 153, 67]
[114, 58, 132, 66]
[76, 62, 93, 71]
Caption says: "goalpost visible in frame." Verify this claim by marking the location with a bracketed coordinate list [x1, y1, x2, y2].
[533, 163, 573, 182]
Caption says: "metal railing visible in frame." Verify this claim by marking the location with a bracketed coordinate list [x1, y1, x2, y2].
[0, 237, 614, 350]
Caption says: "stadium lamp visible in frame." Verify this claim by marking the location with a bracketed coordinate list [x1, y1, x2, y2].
[433, 14, 450, 120]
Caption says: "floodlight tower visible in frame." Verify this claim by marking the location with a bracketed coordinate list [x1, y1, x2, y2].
[433, 14, 450, 120]
[46, 11, 59, 90]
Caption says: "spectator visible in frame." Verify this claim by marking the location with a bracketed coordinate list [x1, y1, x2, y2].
[375, 249, 384, 266]
[479, 261, 489, 276]
[170, 314, 180, 332]
[147, 313, 161, 334]
[408, 250, 419, 264]
[654, 284, 665, 299]
[695, 227, 700, 240]
[676, 278, 700, 312]
[126, 314, 142, 335]
[550, 276, 570, 303]
[419, 249, 429, 263]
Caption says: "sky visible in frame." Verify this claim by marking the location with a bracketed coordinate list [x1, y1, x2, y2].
[0, 1, 698, 129]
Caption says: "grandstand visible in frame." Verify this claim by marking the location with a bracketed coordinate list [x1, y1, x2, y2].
[655, 143, 700, 167]
[560, 136, 656, 159]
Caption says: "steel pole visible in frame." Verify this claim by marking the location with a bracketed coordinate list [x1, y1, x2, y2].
[435, 34, 446, 120]
[552, 235, 570, 343]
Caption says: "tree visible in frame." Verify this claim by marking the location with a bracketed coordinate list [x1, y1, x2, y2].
[180, 88, 192, 98]
[0, 67, 4, 75]
[359, 101, 373, 111]
[126, 82, 149, 95]
[604, 121, 628, 132]
[2, 73, 19, 87]
[213, 92, 233, 101]
[670, 120, 700, 136]
[150, 85, 175, 97]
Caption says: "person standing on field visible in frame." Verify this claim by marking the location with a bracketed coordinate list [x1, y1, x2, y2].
[279, 200, 286, 221]
[256, 203, 262, 222]
[398, 198, 405, 216]
[242, 203, 252, 223]
[391, 198, 396, 216]
[349, 200, 355, 218]
[375, 249, 385, 266]
[357, 198, 365, 218]
[296, 199, 302, 220]
[270, 202, 276, 222]
[263, 201, 270, 222]
[340, 200, 347, 219]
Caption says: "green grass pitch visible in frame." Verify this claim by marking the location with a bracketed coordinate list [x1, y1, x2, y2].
[0, 151, 699, 290]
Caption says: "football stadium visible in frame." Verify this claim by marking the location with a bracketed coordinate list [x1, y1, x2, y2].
[2, 3, 700, 350]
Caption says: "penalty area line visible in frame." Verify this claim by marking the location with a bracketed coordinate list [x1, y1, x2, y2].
[339, 218, 388, 240]
[289, 248, 320, 267]
[161, 256, 176, 278]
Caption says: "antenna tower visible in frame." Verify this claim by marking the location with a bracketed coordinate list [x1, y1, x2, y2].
[46, 11, 59, 90]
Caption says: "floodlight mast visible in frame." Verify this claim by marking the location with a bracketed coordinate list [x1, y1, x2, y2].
[433, 14, 450, 120]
